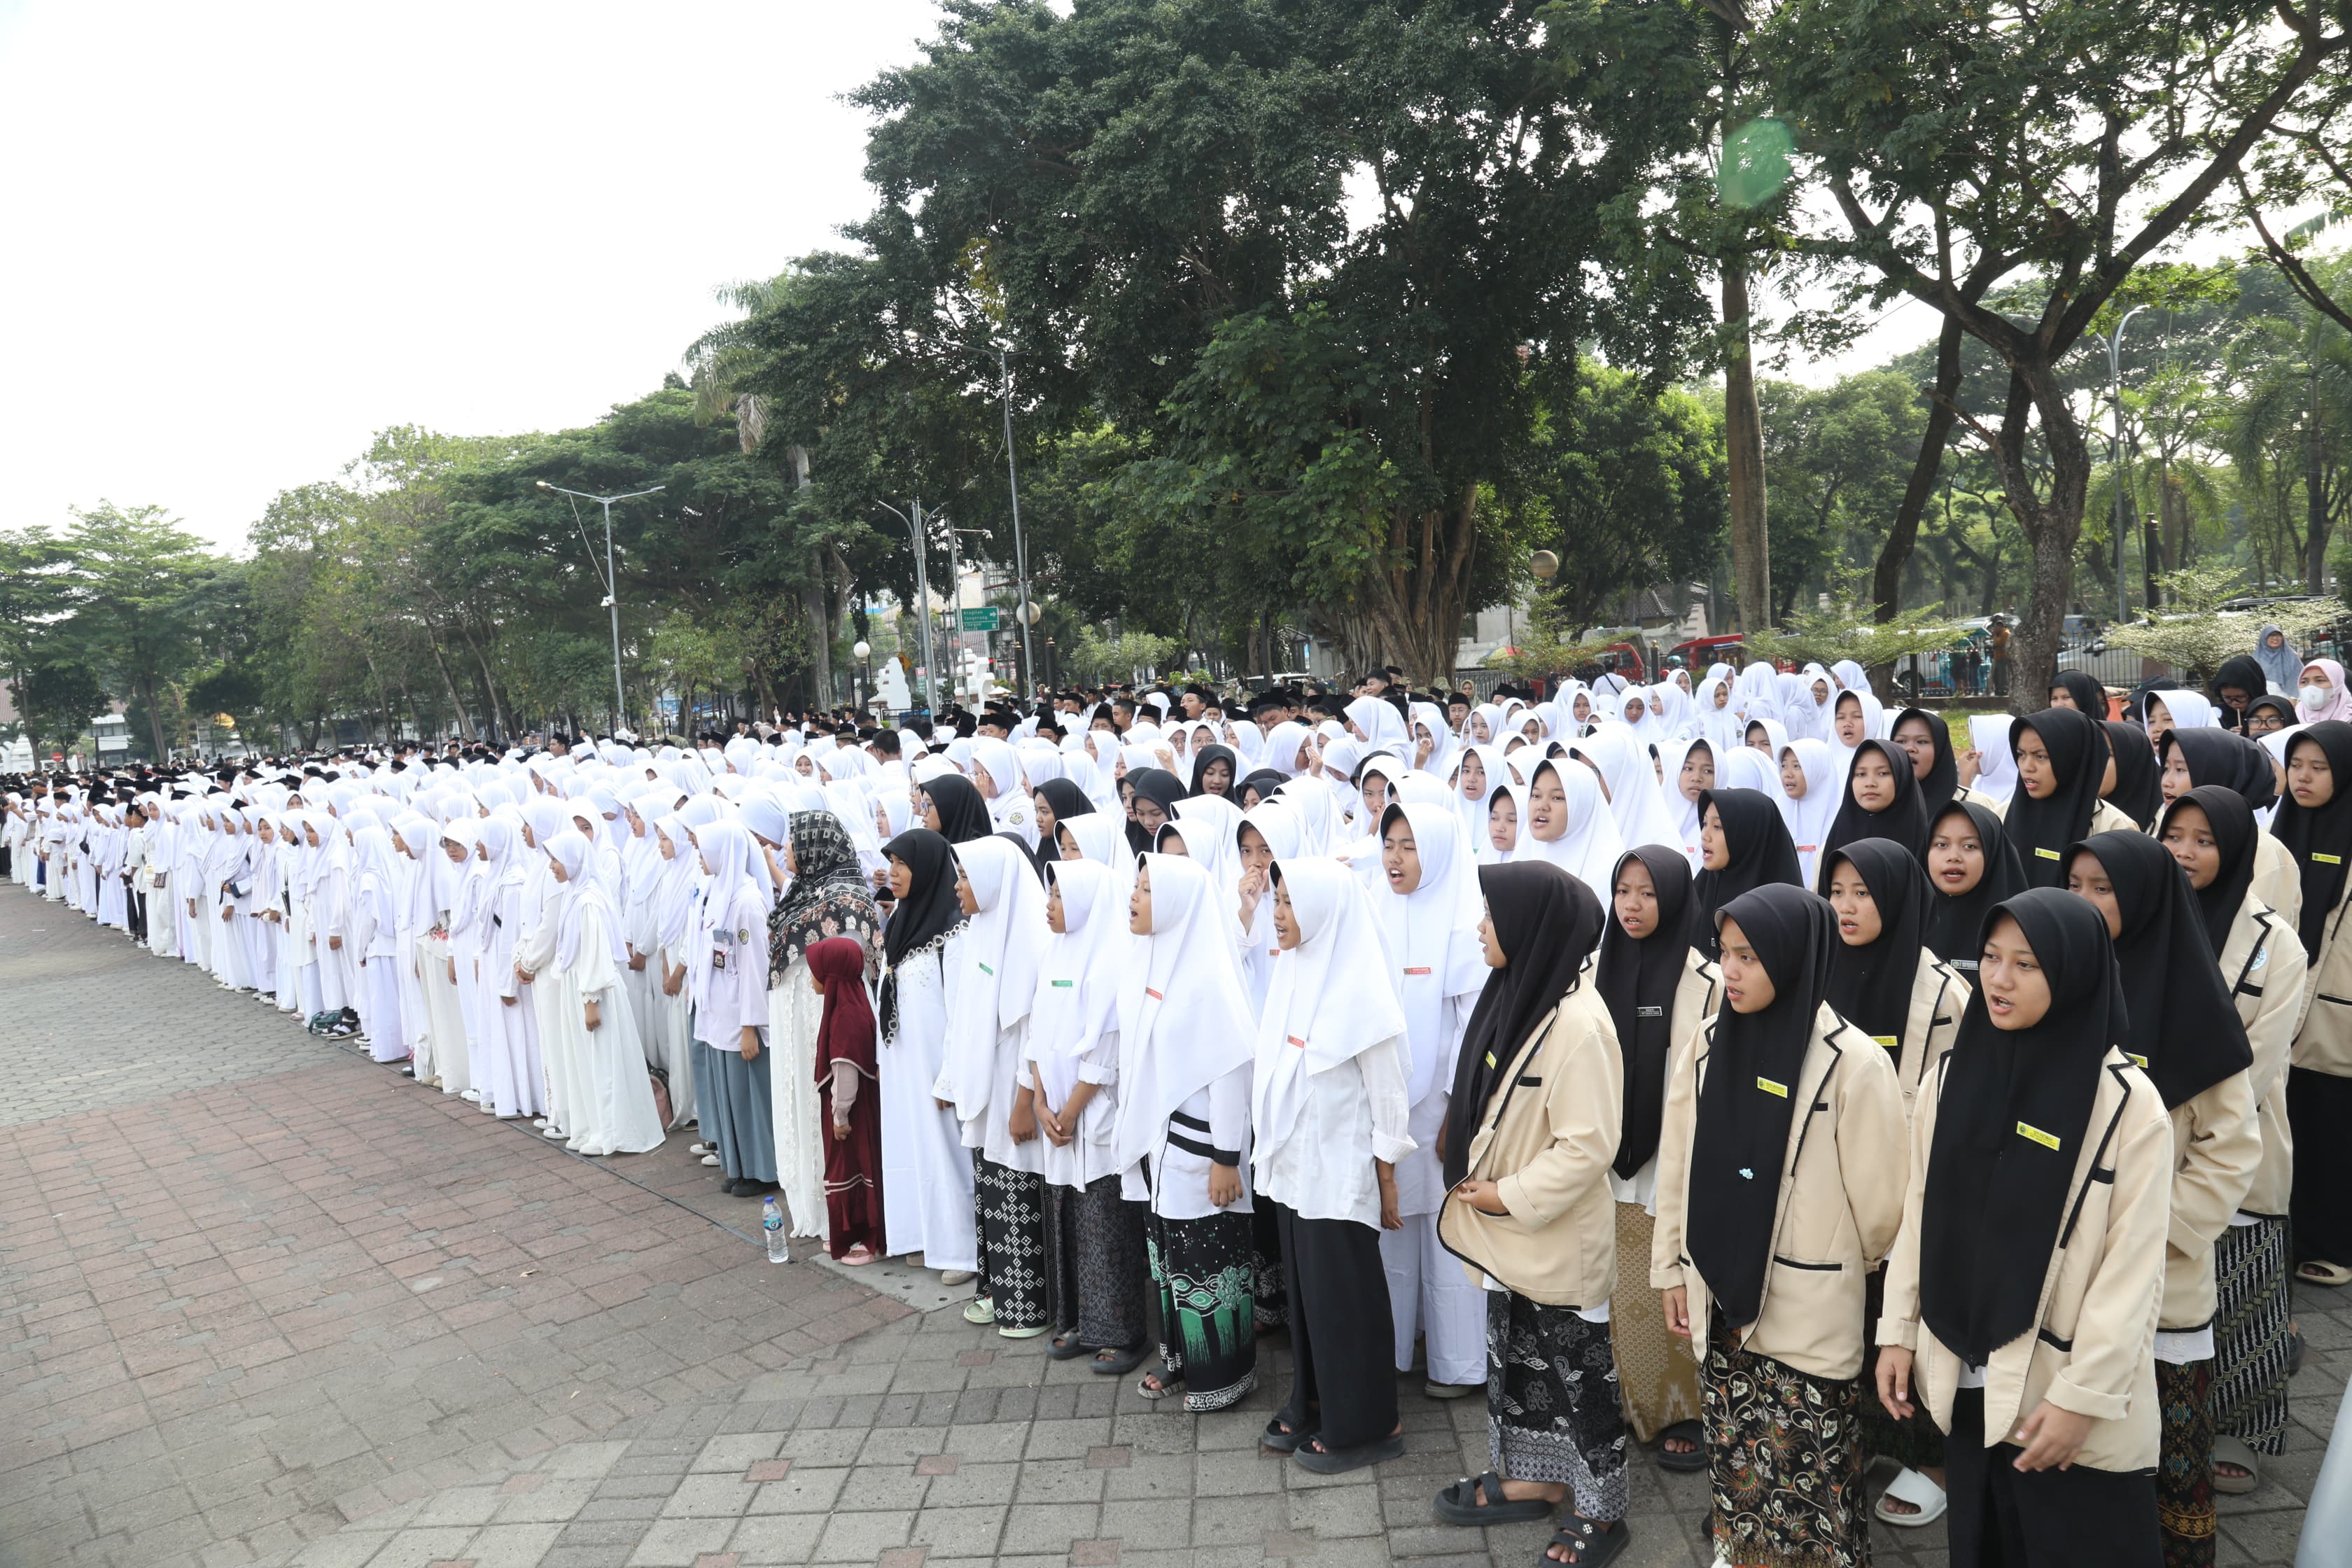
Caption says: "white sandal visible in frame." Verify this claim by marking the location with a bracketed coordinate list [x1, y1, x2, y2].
[2213, 1434, 2262, 1494]
[1874, 1467, 1946, 1528]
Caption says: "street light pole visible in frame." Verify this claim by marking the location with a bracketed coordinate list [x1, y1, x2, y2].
[538, 480, 664, 733]
[997, 345, 1036, 697]
[874, 499, 939, 714]
[2106, 306, 2150, 625]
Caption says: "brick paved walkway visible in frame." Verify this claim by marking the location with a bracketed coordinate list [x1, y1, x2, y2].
[1, 883, 2337, 1568]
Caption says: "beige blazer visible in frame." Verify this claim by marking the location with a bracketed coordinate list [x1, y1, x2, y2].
[1650, 1002, 1909, 1381]
[1884, 955, 1970, 1126]
[1879, 1049, 2173, 1472]
[1438, 987, 1623, 1307]
[2292, 864, 2352, 1077]
[2218, 894, 2306, 1219]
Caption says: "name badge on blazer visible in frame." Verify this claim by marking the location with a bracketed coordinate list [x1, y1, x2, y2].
[2016, 1121, 2062, 1151]
[1403, 966, 1432, 976]
[1636, 1005, 1665, 1019]
[1872, 1034, 1898, 1050]
[2316, 853, 2343, 866]
[2033, 847, 2062, 861]
[1756, 1077, 1788, 1098]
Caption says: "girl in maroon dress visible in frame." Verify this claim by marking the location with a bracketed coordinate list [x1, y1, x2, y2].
[808, 935, 885, 1261]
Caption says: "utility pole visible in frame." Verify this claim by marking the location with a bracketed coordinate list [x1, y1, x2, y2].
[876, 499, 939, 713]
[998, 345, 1036, 696]
[538, 480, 663, 732]
[2105, 305, 2148, 624]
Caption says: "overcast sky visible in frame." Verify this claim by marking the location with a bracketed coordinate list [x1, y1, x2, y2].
[0, 1, 1973, 556]
[0, 0, 947, 550]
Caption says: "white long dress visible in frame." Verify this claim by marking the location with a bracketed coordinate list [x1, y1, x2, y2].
[768, 960, 831, 1241]
[878, 944, 979, 1270]
[544, 899, 665, 1157]
[649, 938, 697, 1127]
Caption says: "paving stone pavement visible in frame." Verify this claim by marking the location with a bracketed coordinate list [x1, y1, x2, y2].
[2, 882, 2341, 1568]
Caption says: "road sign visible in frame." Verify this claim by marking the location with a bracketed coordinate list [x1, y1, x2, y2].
[960, 606, 1000, 631]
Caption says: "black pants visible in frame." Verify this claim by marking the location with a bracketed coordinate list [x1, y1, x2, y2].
[127, 886, 146, 943]
[1945, 1387, 2161, 1567]
[1273, 1202, 1396, 1452]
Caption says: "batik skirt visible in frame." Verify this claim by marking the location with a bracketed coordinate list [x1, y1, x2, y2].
[1609, 1203, 1703, 1444]
[2158, 1358, 2216, 1568]
[1488, 1291, 1630, 1521]
[1044, 1175, 1149, 1351]
[1147, 1208, 1256, 1411]
[2211, 1217, 2290, 1456]
[1702, 1315, 1870, 1568]
[974, 1154, 1048, 1332]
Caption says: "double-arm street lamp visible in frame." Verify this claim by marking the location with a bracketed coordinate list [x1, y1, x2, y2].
[538, 479, 664, 732]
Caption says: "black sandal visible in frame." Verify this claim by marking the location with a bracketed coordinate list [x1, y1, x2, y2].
[1653, 1420, 1707, 1472]
[1434, 1471, 1555, 1525]
[1541, 1516, 1630, 1567]
[1292, 1431, 1406, 1474]
[1090, 1343, 1147, 1376]
[1044, 1331, 1091, 1362]
[1261, 1415, 1316, 1453]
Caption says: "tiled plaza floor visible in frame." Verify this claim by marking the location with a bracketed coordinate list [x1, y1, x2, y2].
[1, 879, 2337, 1567]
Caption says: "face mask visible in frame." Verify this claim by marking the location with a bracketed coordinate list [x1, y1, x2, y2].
[2303, 685, 2331, 708]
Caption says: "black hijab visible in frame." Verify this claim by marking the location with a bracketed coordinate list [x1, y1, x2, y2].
[1891, 708, 1961, 818]
[1819, 738, 1930, 887]
[2070, 830, 2252, 1110]
[2050, 670, 2108, 718]
[920, 774, 992, 844]
[1920, 802, 2027, 972]
[1033, 779, 1093, 860]
[2099, 720, 2163, 828]
[2246, 695, 2295, 736]
[1238, 768, 1290, 808]
[1687, 788, 1804, 958]
[1188, 744, 1239, 797]
[1920, 889, 2124, 1368]
[1125, 767, 1188, 855]
[2160, 727, 2277, 813]
[1595, 846, 1695, 1180]
[1441, 861, 1607, 1189]
[1688, 884, 1837, 1328]
[2160, 787, 2260, 959]
[2211, 654, 2270, 733]
[878, 828, 966, 1037]
[2267, 721, 2352, 958]
[2002, 708, 2111, 886]
[1822, 839, 1929, 1050]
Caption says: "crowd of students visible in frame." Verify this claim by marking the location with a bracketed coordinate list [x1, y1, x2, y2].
[6, 645, 2350, 1568]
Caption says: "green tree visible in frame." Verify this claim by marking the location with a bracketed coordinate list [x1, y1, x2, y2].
[852, 0, 1712, 683]
[59, 503, 219, 759]
[1763, 0, 2352, 708]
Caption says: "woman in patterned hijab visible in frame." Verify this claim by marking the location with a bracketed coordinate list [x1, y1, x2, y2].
[769, 811, 883, 986]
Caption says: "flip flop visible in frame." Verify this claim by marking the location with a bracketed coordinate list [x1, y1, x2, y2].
[1653, 1420, 1707, 1472]
[1539, 1516, 1630, 1567]
[1292, 1432, 1406, 1474]
[1434, 1471, 1555, 1525]
[2213, 1434, 2262, 1495]
[1874, 1466, 1947, 1527]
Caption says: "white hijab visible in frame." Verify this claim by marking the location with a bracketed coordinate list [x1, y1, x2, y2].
[1250, 857, 1410, 1170]
[1370, 800, 1488, 1104]
[1112, 854, 1259, 1175]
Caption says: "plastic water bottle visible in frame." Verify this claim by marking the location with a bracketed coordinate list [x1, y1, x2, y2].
[762, 1196, 789, 1264]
